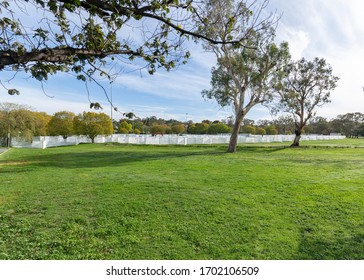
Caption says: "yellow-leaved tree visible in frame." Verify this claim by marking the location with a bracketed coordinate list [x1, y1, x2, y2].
[47, 111, 76, 139]
[73, 112, 113, 143]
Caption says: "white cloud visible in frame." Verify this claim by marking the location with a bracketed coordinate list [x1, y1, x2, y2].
[321, 46, 364, 118]
[1, 85, 93, 115]
[273, 0, 364, 120]
[278, 26, 310, 60]
[114, 66, 210, 102]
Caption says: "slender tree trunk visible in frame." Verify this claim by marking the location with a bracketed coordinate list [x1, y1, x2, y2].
[291, 129, 302, 147]
[227, 114, 244, 153]
[227, 126, 239, 153]
[6, 135, 11, 148]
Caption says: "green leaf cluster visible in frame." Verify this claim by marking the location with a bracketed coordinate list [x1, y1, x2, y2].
[73, 111, 113, 142]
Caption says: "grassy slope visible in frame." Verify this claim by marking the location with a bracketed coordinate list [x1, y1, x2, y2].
[0, 140, 363, 260]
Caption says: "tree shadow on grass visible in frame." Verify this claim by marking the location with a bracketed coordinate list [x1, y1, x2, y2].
[296, 230, 364, 260]
[235, 146, 289, 153]
[0, 145, 226, 170]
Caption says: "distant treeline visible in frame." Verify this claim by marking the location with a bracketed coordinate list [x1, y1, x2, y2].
[115, 112, 364, 138]
[1, 102, 363, 146]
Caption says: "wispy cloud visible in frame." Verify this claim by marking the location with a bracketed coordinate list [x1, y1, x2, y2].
[1, 84, 92, 115]
[113, 65, 211, 102]
[274, 0, 364, 119]
[278, 25, 310, 60]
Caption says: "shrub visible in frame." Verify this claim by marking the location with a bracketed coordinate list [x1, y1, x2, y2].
[241, 125, 256, 134]
[150, 125, 167, 135]
[118, 121, 132, 133]
[119, 128, 129, 134]
[255, 127, 266, 135]
[208, 123, 231, 134]
[265, 125, 278, 135]
[171, 124, 185, 134]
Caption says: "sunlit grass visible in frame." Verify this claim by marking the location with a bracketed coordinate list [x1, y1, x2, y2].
[0, 142, 363, 259]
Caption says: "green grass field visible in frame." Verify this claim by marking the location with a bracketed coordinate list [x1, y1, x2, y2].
[0, 139, 363, 260]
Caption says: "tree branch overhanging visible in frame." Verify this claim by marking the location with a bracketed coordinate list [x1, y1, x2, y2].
[1, 0, 263, 79]
[0, 47, 164, 70]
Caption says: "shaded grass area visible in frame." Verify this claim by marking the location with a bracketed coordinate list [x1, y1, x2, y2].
[237, 137, 364, 148]
[0, 142, 363, 260]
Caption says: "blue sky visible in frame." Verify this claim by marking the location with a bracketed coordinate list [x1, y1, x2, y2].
[1, 0, 364, 122]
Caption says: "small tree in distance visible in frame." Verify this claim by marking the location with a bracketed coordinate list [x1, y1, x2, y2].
[208, 123, 231, 134]
[0, 103, 38, 144]
[241, 125, 256, 134]
[264, 125, 278, 135]
[73, 112, 113, 143]
[118, 121, 132, 134]
[357, 123, 364, 137]
[194, 123, 209, 134]
[255, 127, 266, 135]
[150, 125, 167, 135]
[171, 124, 185, 135]
[47, 111, 75, 139]
[330, 112, 364, 138]
[274, 57, 339, 147]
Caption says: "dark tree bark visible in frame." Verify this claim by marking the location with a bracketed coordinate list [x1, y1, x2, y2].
[291, 129, 302, 147]
[227, 113, 245, 153]
[228, 124, 240, 153]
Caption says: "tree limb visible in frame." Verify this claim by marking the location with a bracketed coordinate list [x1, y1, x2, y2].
[0, 47, 153, 70]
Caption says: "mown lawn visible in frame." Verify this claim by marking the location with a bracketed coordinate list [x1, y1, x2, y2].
[0, 140, 363, 260]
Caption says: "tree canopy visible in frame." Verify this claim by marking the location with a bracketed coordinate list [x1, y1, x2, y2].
[199, 0, 293, 152]
[274, 57, 339, 146]
[330, 112, 364, 138]
[0, 102, 48, 145]
[0, 0, 263, 104]
[73, 111, 113, 142]
[202, 1, 290, 152]
[118, 120, 132, 134]
[47, 111, 76, 138]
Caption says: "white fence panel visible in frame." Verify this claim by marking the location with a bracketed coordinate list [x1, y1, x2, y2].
[145, 136, 161, 145]
[10, 134, 346, 148]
